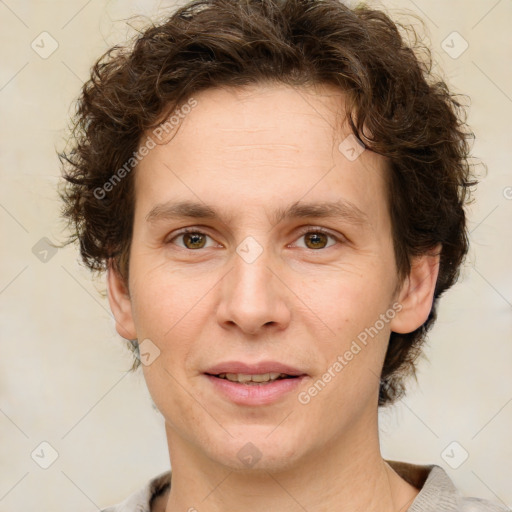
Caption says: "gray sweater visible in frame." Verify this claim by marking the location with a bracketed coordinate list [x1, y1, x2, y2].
[100, 460, 510, 512]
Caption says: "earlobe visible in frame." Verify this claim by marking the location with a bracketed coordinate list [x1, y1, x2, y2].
[390, 244, 441, 334]
[106, 261, 137, 340]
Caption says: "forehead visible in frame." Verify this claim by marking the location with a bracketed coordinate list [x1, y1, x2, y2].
[165, 82, 349, 154]
[134, 82, 390, 232]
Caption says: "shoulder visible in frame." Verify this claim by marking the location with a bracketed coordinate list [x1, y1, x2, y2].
[98, 470, 172, 512]
[386, 460, 510, 512]
[456, 497, 510, 512]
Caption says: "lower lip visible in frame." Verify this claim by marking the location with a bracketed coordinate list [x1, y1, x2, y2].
[205, 374, 307, 406]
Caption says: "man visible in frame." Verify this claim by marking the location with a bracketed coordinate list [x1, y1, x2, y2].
[59, 0, 507, 511]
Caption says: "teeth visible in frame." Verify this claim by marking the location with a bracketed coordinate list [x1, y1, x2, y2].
[217, 372, 287, 383]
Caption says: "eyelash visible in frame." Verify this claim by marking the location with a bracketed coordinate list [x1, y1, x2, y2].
[167, 226, 343, 250]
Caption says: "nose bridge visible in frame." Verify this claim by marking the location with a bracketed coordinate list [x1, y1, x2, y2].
[233, 236, 272, 296]
[216, 234, 290, 334]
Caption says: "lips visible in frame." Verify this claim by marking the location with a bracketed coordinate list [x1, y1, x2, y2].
[204, 361, 307, 377]
[217, 372, 291, 384]
[203, 360, 308, 405]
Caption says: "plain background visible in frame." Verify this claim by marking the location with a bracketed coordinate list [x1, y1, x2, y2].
[0, 0, 511, 510]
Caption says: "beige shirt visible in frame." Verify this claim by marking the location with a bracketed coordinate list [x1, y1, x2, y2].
[100, 460, 510, 512]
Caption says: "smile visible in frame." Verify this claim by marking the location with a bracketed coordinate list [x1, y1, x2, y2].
[215, 372, 295, 384]
[204, 372, 307, 405]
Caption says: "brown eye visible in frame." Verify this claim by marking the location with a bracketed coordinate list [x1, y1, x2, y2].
[168, 230, 216, 250]
[182, 232, 207, 249]
[294, 229, 339, 250]
[304, 232, 329, 249]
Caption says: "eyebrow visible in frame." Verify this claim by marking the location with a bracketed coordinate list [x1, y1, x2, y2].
[145, 198, 370, 228]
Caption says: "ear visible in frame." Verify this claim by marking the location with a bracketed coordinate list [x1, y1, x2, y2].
[390, 244, 441, 334]
[106, 260, 137, 340]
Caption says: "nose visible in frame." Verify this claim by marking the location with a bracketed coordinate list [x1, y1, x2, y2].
[215, 240, 291, 336]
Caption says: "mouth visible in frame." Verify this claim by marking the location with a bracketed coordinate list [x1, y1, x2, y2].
[206, 372, 300, 385]
[203, 361, 308, 405]
[204, 361, 307, 377]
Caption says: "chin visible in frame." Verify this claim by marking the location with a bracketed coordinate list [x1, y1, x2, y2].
[205, 426, 307, 473]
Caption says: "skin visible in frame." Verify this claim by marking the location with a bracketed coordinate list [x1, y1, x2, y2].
[107, 82, 440, 512]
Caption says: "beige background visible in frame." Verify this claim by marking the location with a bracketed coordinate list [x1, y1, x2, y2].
[0, 0, 511, 510]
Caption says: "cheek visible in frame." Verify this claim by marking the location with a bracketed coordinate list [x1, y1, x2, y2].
[298, 268, 393, 337]
[141, 362, 200, 440]
[298, 268, 395, 398]
[128, 276, 209, 407]
[129, 259, 210, 338]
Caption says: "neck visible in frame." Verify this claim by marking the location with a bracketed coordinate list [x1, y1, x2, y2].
[162, 413, 419, 512]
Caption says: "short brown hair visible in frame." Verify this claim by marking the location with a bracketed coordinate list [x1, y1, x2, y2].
[59, 0, 477, 406]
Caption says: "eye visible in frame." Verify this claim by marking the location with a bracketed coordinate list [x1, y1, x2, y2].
[167, 227, 342, 251]
[168, 229, 219, 250]
[292, 228, 341, 250]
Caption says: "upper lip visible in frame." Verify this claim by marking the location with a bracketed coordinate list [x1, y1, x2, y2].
[205, 361, 307, 376]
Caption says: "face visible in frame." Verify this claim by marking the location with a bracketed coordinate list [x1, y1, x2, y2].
[108, 82, 439, 472]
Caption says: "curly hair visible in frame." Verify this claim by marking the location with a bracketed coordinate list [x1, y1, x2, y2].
[59, 0, 477, 406]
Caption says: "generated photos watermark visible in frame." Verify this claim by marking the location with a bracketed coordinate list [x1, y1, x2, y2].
[93, 97, 198, 200]
[298, 301, 403, 405]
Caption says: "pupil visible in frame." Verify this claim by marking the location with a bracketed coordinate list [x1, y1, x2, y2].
[306, 233, 326, 249]
[185, 233, 205, 249]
